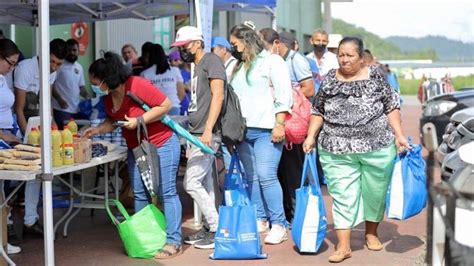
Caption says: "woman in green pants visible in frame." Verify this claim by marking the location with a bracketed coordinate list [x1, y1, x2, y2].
[302, 36, 410, 263]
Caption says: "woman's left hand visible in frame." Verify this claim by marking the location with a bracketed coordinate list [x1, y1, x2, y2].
[124, 115, 138, 130]
[271, 124, 286, 143]
[395, 135, 411, 153]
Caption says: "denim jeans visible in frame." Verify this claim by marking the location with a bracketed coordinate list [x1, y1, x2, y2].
[127, 133, 182, 245]
[24, 180, 41, 225]
[237, 128, 286, 226]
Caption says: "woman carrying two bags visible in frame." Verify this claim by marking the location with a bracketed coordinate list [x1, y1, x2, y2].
[83, 52, 183, 259]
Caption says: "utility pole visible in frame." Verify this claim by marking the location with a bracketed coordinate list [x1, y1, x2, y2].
[322, 0, 353, 33]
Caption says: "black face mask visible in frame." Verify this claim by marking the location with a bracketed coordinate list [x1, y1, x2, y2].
[231, 45, 243, 61]
[179, 48, 195, 63]
[313, 44, 327, 53]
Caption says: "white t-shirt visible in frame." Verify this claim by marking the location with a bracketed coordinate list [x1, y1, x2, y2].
[0, 75, 14, 129]
[140, 66, 183, 108]
[224, 56, 238, 81]
[52, 61, 85, 113]
[306, 50, 339, 77]
[14, 56, 57, 94]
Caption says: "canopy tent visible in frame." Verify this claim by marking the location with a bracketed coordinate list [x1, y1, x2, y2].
[0, 0, 275, 25]
[0, 0, 276, 265]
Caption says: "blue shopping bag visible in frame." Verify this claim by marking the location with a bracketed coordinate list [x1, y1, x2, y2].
[223, 152, 249, 207]
[210, 151, 267, 260]
[386, 143, 427, 220]
[291, 151, 327, 253]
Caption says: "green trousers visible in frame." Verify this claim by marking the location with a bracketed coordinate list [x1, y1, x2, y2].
[318, 143, 396, 229]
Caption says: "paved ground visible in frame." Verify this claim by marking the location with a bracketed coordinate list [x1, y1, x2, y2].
[9, 96, 433, 266]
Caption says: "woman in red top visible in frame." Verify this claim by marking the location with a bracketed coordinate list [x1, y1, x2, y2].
[83, 52, 182, 259]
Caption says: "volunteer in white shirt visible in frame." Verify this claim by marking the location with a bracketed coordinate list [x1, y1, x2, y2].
[211, 36, 237, 81]
[140, 43, 185, 115]
[52, 39, 87, 128]
[14, 38, 66, 133]
[305, 29, 339, 77]
[13, 38, 66, 237]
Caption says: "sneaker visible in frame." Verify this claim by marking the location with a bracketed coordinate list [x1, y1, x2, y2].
[264, 224, 288, 245]
[7, 243, 21, 255]
[184, 226, 210, 245]
[194, 231, 215, 249]
[24, 221, 44, 236]
[257, 219, 269, 233]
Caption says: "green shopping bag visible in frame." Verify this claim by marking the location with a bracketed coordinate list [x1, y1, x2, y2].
[106, 199, 167, 258]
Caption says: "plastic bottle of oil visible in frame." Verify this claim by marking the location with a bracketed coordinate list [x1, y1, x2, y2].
[51, 125, 62, 167]
[27, 127, 40, 146]
[62, 126, 74, 165]
[67, 118, 78, 138]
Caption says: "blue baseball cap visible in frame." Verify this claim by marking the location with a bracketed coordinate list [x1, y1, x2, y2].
[211, 36, 231, 50]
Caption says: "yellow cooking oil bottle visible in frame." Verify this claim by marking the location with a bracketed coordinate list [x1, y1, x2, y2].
[51, 125, 62, 167]
[27, 127, 40, 146]
[62, 125, 74, 165]
[67, 118, 78, 137]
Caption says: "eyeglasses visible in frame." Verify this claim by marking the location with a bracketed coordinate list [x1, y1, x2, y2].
[2, 57, 18, 68]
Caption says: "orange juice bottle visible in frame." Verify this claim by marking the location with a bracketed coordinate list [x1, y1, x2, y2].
[62, 126, 74, 165]
[51, 125, 62, 167]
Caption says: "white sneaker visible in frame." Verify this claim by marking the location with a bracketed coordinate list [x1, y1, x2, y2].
[7, 243, 21, 254]
[264, 224, 288, 245]
[257, 220, 269, 233]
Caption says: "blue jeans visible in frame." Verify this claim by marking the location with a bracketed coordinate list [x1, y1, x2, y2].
[25, 180, 41, 226]
[127, 134, 182, 245]
[237, 128, 286, 226]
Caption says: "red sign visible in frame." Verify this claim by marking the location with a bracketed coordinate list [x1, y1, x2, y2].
[71, 22, 89, 55]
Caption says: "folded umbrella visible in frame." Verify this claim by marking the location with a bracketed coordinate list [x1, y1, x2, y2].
[126, 92, 215, 155]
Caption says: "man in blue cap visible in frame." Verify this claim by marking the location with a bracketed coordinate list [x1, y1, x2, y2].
[211, 36, 237, 80]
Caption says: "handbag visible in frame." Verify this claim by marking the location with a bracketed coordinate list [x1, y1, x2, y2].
[386, 142, 427, 220]
[291, 151, 327, 253]
[106, 199, 166, 258]
[210, 151, 267, 260]
[132, 116, 160, 197]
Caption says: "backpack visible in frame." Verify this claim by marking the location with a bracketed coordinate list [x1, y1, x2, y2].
[220, 84, 246, 146]
[285, 52, 312, 148]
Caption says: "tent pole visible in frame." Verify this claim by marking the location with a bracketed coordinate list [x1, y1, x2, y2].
[39, 0, 55, 265]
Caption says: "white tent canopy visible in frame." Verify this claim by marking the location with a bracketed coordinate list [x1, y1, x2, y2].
[0, 0, 275, 265]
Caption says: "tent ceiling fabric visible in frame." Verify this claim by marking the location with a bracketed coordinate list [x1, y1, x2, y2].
[0, 0, 276, 25]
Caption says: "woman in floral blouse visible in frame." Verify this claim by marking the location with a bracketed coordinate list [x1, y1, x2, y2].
[303, 36, 410, 263]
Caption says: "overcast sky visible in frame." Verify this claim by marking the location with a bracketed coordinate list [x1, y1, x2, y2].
[331, 0, 474, 43]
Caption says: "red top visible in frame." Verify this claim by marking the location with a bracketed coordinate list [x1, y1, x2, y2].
[105, 76, 172, 149]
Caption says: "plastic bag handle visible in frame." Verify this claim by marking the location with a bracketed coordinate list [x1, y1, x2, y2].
[227, 151, 251, 206]
[135, 116, 150, 143]
[300, 151, 323, 196]
[105, 199, 131, 225]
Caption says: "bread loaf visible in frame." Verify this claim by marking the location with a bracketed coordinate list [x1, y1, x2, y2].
[3, 159, 41, 166]
[0, 164, 41, 171]
[12, 151, 41, 160]
[0, 150, 14, 159]
[15, 144, 41, 154]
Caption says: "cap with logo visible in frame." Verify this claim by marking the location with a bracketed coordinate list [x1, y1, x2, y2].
[211, 36, 231, 50]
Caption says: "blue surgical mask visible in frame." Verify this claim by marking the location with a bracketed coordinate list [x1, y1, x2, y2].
[91, 82, 107, 97]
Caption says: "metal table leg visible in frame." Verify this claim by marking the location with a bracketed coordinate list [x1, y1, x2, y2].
[53, 172, 75, 237]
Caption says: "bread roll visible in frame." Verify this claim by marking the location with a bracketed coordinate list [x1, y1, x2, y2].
[3, 159, 41, 166]
[0, 164, 41, 171]
[15, 144, 41, 154]
[12, 151, 41, 159]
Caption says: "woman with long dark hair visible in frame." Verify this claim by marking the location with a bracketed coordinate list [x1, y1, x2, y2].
[141, 43, 185, 115]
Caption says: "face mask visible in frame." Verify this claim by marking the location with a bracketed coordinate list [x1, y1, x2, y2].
[66, 54, 78, 63]
[179, 48, 195, 63]
[231, 45, 243, 61]
[313, 44, 327, 53]
[91, 83, 107, 97]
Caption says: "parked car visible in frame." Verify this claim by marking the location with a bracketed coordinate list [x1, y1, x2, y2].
[420, 88, 474, 152]
[436, 107, 474, 163]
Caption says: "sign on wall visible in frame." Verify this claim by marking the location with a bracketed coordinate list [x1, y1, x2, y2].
[71, 22, 89, 55]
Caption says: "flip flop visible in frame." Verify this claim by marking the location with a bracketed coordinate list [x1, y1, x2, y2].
[154, 244, 183, 260]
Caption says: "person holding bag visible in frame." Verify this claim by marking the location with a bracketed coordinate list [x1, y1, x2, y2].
[83, 52, 182, 259]
[302, 37, 410, 263]
[229, 21, 293, 245]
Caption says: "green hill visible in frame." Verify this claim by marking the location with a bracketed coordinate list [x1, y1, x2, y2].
[386, 35, 474, 62]
[332, 18, 437, 61]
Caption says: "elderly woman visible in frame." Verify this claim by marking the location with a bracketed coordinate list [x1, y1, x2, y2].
[303, 37, 410, 263]
[229, 22, 293, 245]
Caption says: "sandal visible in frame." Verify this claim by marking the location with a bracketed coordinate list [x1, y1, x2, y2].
[154, 244, 183, 260]
[366, 235, 383, 251]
